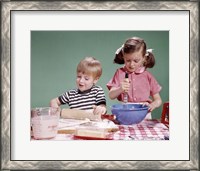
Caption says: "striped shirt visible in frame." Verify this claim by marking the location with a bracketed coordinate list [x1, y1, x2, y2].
[58, 85, 106, 110]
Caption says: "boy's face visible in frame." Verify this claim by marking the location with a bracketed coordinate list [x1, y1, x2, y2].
[76, 72, 98, 92]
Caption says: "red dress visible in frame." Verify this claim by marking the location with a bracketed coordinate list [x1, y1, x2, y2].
[107, 66, 162, 103]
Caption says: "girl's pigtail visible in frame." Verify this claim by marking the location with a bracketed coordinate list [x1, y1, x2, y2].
[113, 45, 125, 64]
[144, 49, 155, 68]
[114, 51, 124, 64]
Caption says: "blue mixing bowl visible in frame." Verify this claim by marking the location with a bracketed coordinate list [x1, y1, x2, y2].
[111, 103, 149, 125]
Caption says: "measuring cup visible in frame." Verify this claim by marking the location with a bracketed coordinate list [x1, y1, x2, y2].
[31, 107, 60, 140]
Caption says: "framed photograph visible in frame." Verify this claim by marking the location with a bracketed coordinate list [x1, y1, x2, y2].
[1, 0, 199, 170]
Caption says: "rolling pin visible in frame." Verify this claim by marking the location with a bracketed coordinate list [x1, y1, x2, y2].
[61, 108, 102, 121]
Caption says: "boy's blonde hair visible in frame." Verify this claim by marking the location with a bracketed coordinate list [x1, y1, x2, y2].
[77, 57, 102, 79]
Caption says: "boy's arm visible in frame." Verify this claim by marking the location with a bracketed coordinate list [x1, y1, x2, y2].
[93, 104, 107, 115]
[50, 97, 61, 107]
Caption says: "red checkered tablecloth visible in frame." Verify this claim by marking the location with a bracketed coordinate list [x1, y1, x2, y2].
[112, 120, 169, 140]
[32, 119, 169, 141]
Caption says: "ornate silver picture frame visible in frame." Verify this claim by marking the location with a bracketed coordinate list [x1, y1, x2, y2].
[1, 1, 199, 170]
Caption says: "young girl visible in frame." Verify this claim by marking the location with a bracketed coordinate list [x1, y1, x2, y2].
[107, 37, 162, 118]
[50, 57, 107, 116]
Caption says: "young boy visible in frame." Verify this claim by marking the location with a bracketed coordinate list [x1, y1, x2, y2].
[50, 57, 107, 119]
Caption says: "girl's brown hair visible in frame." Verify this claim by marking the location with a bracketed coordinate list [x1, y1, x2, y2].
[77, 57, 102, 79]
[114, 37, 155, 68]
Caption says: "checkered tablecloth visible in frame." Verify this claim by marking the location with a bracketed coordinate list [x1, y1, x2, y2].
[112, 120, 169, 140]
[37, 119, 169, 141]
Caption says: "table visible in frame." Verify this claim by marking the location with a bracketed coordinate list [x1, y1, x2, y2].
[32, 119, 169, 141]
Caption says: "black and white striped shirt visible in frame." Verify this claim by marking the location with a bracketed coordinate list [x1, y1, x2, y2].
[58, 85, 106, 110]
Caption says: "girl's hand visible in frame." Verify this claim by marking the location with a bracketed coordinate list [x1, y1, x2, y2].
[142, 102, 152, 112]
[148, 93, 162, 112]
[92, 105, 106, 115]
[120, 79, 130, 93]
[143, 99, 161, 112]
[143, 102, 157, 112]
[148, 103, 157, 112]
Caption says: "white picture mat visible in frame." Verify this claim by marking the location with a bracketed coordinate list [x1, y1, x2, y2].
[11, 11, 189, 160]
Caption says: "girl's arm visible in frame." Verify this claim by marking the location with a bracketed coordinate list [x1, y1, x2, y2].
[148, 93, 162, 112]
[50, 97, 61, 107]
[109, 87, 123, 100]
[109, 79, 130, 100]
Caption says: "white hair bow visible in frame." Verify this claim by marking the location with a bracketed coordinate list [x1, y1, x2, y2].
[115, 44, 124, 54]
[146, 49, 154, 53]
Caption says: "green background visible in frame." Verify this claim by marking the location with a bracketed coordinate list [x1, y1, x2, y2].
[31, 31, 169, 119]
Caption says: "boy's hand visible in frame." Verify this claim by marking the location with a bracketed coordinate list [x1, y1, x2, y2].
[92, 105, 106, 115]
[50, 98, 61, 108]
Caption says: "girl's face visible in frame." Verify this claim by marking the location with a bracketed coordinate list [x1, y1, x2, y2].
[76, 72, 98, 92]
[123, 50, 145, 73]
